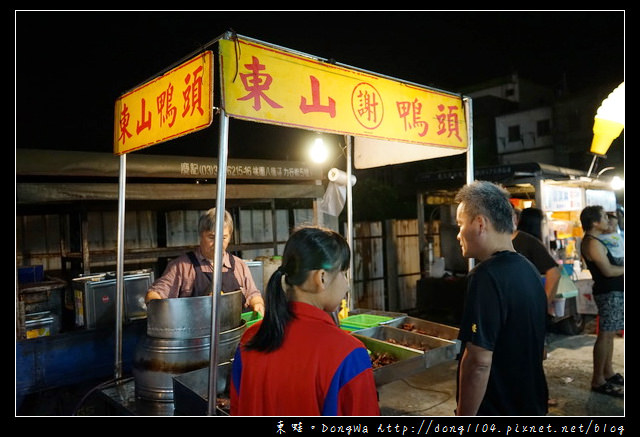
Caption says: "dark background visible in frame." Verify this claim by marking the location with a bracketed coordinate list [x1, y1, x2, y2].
[15, 10, 625, 162]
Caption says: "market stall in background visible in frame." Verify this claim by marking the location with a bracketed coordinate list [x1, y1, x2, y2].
[16, 148, 325, 415]
[16, 32, 472, 416]
[414, 162, 621, 333]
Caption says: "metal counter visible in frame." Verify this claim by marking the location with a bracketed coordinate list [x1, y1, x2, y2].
[97, 374, 230, 416]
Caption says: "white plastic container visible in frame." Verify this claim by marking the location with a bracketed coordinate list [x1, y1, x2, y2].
[553, 298, 566, 317]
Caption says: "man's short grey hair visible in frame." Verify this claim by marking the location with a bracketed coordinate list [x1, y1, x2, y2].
[454, 180, 514, 234]
[198, 208, 234, 234]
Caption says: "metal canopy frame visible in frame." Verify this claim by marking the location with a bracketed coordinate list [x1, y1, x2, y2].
[112, 32, 473, 416]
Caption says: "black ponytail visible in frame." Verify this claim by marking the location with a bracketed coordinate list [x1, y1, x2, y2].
[244, 268, 292, 352]
[245, 226, 350, 352]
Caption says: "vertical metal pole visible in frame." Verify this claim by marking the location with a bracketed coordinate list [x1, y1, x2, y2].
[207, 109, 229, 416]
[463, 97, 475, 272]
[586, 154, 598, 177]
[417, 191, 426, 272]
[345, 136, 354, 310]
[115, 153, 127, 380]
[81, 215, 90, 275]
[271, 199, 278, 256]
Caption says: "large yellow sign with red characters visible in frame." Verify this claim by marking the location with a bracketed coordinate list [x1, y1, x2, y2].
[220, 38, 467, 151]
[114, 51, 214, 155]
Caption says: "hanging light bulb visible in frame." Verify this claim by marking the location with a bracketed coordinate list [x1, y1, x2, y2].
[591, 82, 625, 156]
[610, 175, 624, 191]
[309, 136, 329, 163]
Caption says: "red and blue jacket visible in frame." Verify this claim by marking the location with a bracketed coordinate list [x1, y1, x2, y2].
[230, 301, 380, 416]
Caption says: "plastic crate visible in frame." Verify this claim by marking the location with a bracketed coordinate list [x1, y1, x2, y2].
[340, 314, 393, 332]
[241, 311, 263, 327]
[18, 265, 44, 284]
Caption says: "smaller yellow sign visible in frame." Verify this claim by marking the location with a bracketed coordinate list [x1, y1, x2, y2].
[114, 51, 214, 155]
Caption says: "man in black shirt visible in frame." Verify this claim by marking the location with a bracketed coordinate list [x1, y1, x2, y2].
[454, 181, 548, 416]
[512, 225, 561, 316]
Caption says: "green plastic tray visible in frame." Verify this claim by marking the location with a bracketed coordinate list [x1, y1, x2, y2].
[241, 311, 263, 327]
[340, 314, 393, 331]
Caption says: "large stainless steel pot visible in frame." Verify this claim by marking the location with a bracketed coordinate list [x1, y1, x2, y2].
[133, 320, 246, 402]
[146, 291, 242, 338]
[133, 292, 245, 402]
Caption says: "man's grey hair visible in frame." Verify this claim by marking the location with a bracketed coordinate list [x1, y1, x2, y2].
[454, 180, 514, 234]
[198, 208, 234, 234]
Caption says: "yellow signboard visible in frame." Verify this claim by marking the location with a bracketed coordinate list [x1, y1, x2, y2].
[220, 38, 467, 150]
[114, 51, 214, 155]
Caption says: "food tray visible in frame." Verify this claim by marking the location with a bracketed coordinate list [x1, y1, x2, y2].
[380, 315, 461, 353]
[351, 331, 423, 386]
[352, 326, 457, 386]
[349, 308, 408, 319]
[241, 311, 263, 327]
[339, 314, 394, 332]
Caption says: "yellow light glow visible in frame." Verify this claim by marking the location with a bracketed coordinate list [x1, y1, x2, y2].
[309, 138, 329, 163]
[610, 176, 624, 190]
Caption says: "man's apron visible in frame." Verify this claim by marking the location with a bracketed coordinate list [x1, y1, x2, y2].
[187, 251, 244, 307]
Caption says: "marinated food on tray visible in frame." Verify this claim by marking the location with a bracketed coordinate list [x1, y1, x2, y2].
[369, 351, 398, 369]
[217, 396, 230, 413]
[386, 337, 429, 351]
[401, 323, 433, 336]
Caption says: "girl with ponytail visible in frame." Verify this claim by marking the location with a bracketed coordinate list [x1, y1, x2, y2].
[230, 226, 379, 416]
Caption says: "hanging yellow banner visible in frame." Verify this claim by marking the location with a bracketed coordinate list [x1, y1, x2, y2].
[220, 38, 467, 150]
[114, 51, 214, 155]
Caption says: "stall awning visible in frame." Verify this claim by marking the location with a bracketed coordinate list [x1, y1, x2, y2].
[354, 137, 467, 169]
[16, 182, 323, 204]
[15, 149, 324, 206]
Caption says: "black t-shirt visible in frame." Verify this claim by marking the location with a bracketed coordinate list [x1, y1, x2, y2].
[458, 251, 549, 416]
[512, 230, 558, 275]
[581, 234, 624, 295]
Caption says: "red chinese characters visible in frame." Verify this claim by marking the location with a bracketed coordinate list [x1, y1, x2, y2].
[182, 65, 205, 118]
[351, 83, 383, 129]
[300, 75, 336, 118]
[395, 99, 464, 142]
[117, 63, 207, 146]
[157, 83, 177, 128]
[237, 56, 283, 111]
[136, 98, 152, 134]
[236, 56, 341, 120]
[436, 104, 463, 142]
[397, 98, 428, 137]
[230, 53, 464, 144]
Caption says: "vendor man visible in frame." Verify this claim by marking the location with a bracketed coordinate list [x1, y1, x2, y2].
[145, 208, 265, 316]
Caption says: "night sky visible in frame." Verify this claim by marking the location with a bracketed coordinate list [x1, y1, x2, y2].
[15, 10, 625, 162]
